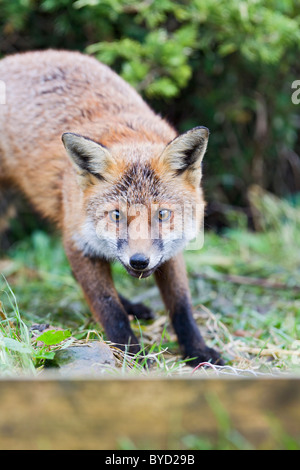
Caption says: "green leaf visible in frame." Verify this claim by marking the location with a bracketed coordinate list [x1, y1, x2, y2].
[36, 329, 72, 346]
[34, 350, 56, 361]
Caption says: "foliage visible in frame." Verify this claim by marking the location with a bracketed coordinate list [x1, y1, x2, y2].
[0, 0, 299, 209]
[0, 278, 74, 374]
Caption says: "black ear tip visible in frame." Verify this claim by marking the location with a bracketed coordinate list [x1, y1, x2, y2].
[62, 132, 82, 141]
[61, 132, 73, 144]
[193, 126, 210, 137]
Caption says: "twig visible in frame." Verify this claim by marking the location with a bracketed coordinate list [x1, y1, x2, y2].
[237, 346, 300, 357]
[192, 362, 277, 377]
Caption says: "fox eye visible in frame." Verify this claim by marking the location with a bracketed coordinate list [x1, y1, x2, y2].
[157, 209, 172, 222]
[109, 209, 122, 223]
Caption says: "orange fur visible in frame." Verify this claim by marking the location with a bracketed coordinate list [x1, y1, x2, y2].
[0, 50, 223, 365]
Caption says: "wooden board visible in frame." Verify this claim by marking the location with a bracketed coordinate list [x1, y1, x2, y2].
[0, 376, 299, 449]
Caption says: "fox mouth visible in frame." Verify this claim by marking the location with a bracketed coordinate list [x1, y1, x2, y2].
[118, 258, 162, 278]
[125, 266, 156, 278]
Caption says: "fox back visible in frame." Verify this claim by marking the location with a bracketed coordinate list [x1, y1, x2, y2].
[0, 50, 208, 274]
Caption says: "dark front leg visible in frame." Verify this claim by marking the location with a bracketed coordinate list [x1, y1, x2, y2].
[119, 294, 154, 320]
[171, 295, 223, 367]
[64, 240, 140, 355]
[155, 254, 223, 366]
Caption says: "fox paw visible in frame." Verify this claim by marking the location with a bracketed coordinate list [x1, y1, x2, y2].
[119, 294, 154, 320]
[184, 346, 224, 368]
[127, 302, 154, 320]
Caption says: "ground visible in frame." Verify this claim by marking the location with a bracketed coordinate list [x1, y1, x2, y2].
[0, 187, 299, 376]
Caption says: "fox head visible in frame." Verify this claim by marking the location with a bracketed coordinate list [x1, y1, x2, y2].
[62, 127, 208, 278]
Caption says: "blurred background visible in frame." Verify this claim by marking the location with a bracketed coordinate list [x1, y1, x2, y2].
[1, 0, 299, 230]
[1, 1, 300, 387]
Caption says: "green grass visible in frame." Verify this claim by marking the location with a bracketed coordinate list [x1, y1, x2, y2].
[0, 188, 300, 376]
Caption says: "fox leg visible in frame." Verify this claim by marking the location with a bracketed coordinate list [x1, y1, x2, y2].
[154, 253, 223, 367]
[64, 240, 140, 355]
[119, 294, 154, 320]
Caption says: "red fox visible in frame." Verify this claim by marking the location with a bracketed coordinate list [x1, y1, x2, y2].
[0, 50, 222, 366]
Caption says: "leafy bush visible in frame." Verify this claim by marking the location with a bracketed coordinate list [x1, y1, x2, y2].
[0, 0, 299, 211]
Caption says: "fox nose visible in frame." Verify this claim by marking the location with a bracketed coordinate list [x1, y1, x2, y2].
[129, 253, 150, 271]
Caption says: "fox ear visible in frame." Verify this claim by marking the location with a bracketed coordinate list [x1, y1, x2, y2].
[62, 133, 114, 181]
[160, 126, 209, 185]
